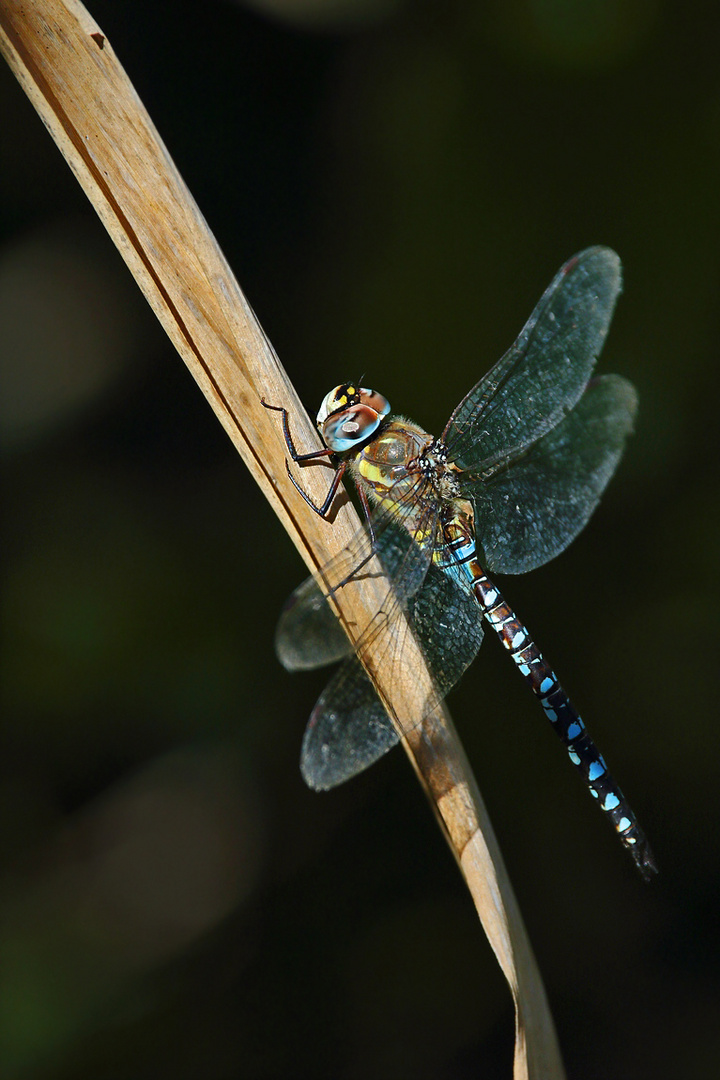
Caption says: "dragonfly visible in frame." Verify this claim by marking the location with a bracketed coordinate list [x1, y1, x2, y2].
[265, 246, 657, 880]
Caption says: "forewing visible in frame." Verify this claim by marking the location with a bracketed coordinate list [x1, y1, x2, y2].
[275, 572, 352, 671]
[467, 374, 637, 574]
[276, 506, 435, 673]
[301, 560, 484, 790]
[444, 247, 622, 472]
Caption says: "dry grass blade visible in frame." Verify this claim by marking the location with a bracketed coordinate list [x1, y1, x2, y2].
[0, 1, 565, 1075]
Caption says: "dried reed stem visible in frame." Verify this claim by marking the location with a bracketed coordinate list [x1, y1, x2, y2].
[0, 3, 565, 1075]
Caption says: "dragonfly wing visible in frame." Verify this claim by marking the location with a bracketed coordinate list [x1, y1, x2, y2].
[276, 510, 436, 672]
[300, 560, 484, 789]
[301, 660, 399, 789]
[444, 247, 622, 472]
[276, 573, 352, 671]
[411, 559, 485, 695]
[466, 374, 638, 574]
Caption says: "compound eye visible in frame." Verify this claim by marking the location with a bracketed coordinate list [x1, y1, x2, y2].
[316, 385, 348, 427]
[322, 404, 384, 453]
[316, 384, 391, 428]
[357, 387, 391, 419]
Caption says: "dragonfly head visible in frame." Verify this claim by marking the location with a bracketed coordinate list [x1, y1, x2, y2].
[317, 384, 391, 453]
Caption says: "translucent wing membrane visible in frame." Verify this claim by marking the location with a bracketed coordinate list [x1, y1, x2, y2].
[300, 559, 484, 789]
[276, 513, 485, 789]
[276, 504, 437, 673]
[467, 374, 638, 575]
[301, 660, 400, 788]
[444, 247, 622, 473]
[276, 573, 353, 672]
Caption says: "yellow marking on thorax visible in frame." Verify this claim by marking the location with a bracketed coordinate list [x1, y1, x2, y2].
[358, 459, 390, 489]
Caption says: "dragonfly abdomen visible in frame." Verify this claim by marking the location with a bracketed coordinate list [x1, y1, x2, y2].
[470, 564, 656, 878]
[438, 506, 656, 877]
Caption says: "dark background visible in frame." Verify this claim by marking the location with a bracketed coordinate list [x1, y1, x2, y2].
[1, 1, 718, 1077]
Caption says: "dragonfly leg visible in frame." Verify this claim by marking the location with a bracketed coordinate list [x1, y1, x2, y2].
[263, 399, 346, 518]
[323, 484, 385, 598]
[285, 458, 348, 518]
[262, 399, 334, 463]
[357, 485, 378, 547]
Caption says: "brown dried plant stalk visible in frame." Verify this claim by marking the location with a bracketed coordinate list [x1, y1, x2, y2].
[0, 2, 564, 1076]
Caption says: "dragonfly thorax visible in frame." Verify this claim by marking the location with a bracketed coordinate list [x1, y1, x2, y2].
[412, 438, 463, 502]
[352, 420, 463, 519]
[351, 419, 433, 505]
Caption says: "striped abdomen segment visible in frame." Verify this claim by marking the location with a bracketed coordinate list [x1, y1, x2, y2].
[473, 566, 656, 878]
[439, 505, 656, 878]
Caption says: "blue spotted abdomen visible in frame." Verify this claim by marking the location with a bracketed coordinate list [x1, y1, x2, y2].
[440, 506, 656, 879]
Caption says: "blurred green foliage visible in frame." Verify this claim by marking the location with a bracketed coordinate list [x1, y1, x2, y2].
[1, 0, 719, 1077]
